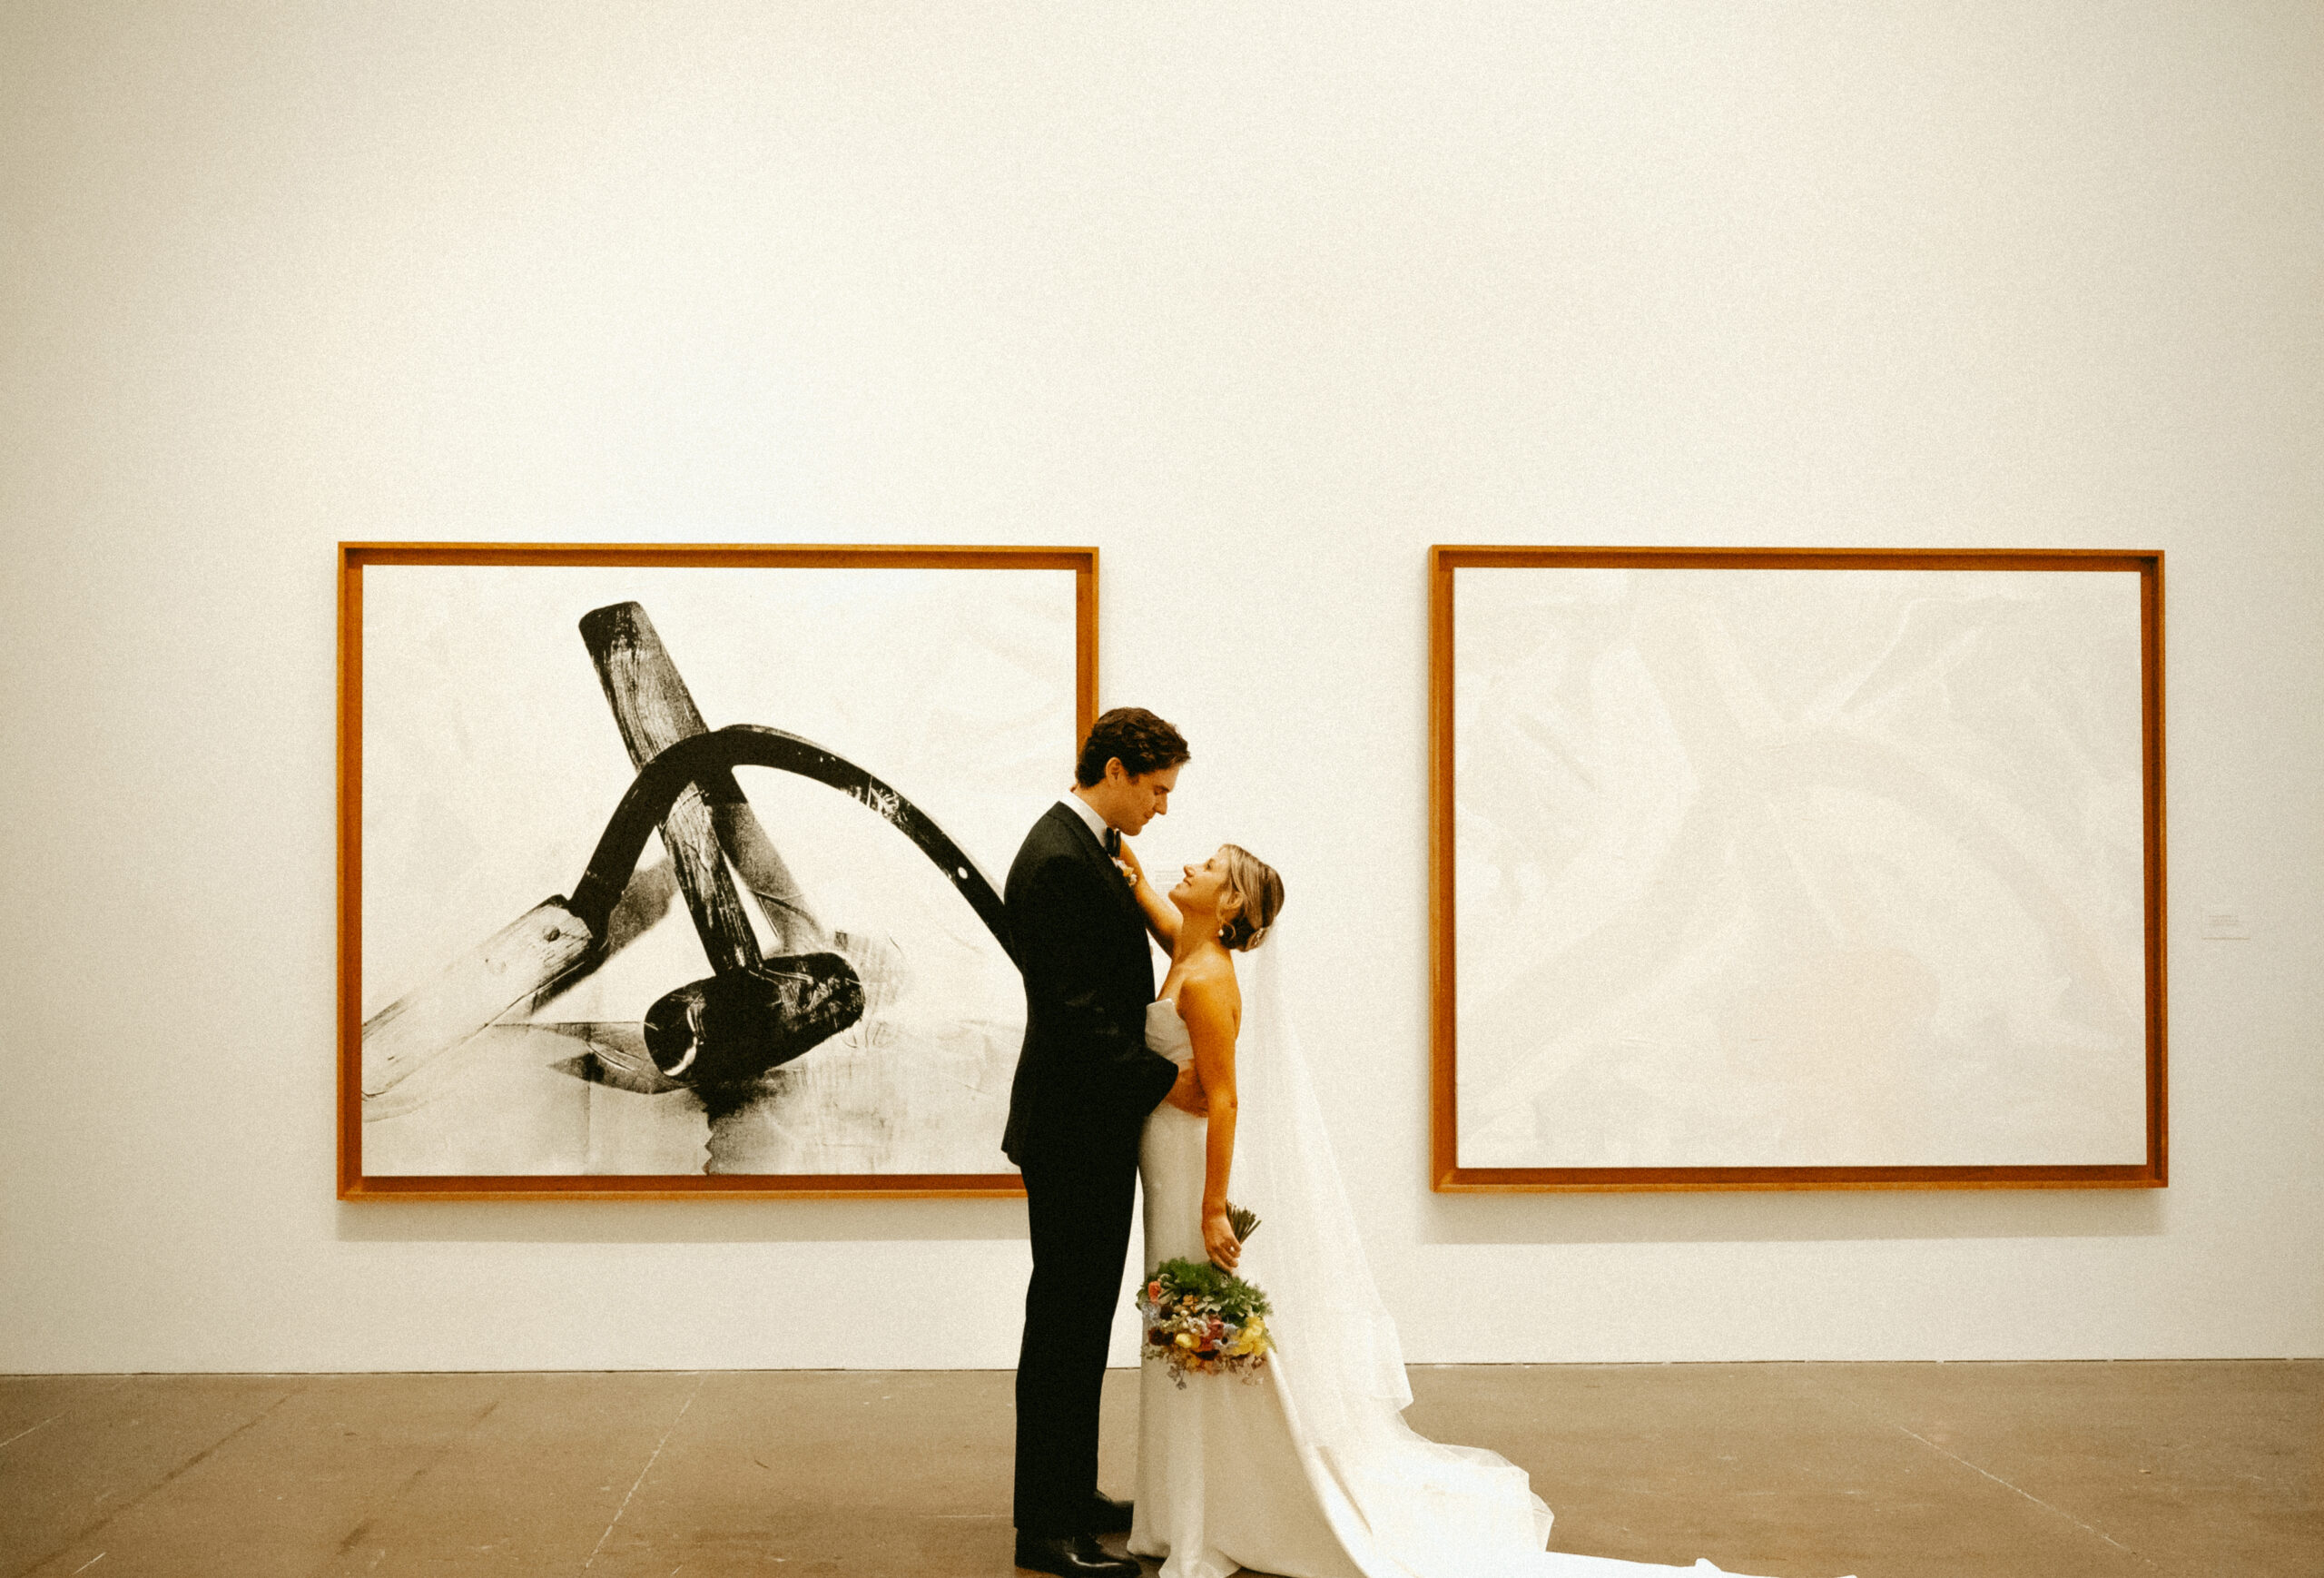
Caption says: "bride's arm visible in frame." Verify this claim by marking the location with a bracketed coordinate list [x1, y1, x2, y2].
[1116, 842, 1180, 950]
[1180, 976, 1243, 1273]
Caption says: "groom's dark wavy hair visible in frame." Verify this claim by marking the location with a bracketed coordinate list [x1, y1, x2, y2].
[1075, 706, 1190, 785]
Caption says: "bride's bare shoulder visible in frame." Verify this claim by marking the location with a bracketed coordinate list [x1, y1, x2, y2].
[1177, 960, 1244, 1030]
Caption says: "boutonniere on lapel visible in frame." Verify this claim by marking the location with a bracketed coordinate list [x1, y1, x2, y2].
[1105, 826, 1137, 885]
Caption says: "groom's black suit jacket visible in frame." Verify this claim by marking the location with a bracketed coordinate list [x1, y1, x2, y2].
[1000, 802, 1180, 1166]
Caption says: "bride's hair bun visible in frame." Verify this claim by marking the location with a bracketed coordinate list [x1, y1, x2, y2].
[1216, 844, 1285, 952]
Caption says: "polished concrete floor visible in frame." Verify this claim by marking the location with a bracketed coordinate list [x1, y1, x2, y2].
[2, 1363, 2315, 1578]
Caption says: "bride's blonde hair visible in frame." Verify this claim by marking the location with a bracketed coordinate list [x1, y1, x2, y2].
[1216, 844, 1285, 952]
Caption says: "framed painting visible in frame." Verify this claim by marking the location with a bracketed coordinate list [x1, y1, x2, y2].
[338, 543, 1094, 1198]
[1430, 547, 2165, 1191]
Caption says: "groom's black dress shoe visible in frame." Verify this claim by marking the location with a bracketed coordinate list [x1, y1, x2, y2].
[1086, 1494, 1134, 1534]
[1013, 1533, 1140, 1578]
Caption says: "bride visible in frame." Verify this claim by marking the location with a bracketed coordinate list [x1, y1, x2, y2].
[1110, 843, 1844, 1578]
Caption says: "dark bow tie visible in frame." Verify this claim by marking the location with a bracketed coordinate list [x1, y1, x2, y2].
[1104, 826, 1121, 858]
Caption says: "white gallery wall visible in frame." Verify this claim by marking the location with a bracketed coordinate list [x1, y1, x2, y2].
[2, 2, 2318, 1372]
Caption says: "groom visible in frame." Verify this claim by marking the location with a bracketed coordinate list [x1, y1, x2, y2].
[1004, 706, 1204, 1578]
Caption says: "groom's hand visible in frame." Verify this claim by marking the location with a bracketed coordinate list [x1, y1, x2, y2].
[1163, 1063, 1207, 1117]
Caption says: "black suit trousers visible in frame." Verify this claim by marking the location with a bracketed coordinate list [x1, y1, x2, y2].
[1012, 1131, 1141, 1536]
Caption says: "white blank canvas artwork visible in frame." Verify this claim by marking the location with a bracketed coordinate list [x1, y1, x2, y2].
[359, 563, 1074, 1176]
[1452, 566, 2150, 1170]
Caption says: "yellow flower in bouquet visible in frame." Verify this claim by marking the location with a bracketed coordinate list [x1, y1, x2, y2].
[1225, 1315, 1268, 1357]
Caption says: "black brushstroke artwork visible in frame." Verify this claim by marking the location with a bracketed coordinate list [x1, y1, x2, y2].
[359, 600, 1014, 1156]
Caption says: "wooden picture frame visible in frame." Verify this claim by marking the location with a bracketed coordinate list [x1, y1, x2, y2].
[1430, 547, 2165, 1192]
[339, 543, 1096, 1199]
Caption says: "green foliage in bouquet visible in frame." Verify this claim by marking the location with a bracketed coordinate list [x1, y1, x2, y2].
[1148, 1257, 1272, 1323]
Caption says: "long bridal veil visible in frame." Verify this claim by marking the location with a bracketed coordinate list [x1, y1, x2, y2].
[1230, 930, 1808, 1578]
[1228, 928, 1558, 1578]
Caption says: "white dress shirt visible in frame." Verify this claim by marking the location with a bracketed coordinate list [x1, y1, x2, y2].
[1059, 792, 1113, 849]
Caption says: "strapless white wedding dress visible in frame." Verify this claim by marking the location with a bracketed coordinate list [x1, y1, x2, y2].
[1130, 995, 1361, 1578]
[1128, 992, 1835, 1578]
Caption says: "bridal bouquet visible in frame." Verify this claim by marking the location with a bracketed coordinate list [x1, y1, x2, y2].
[1138, 1205, 1275, 1387]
